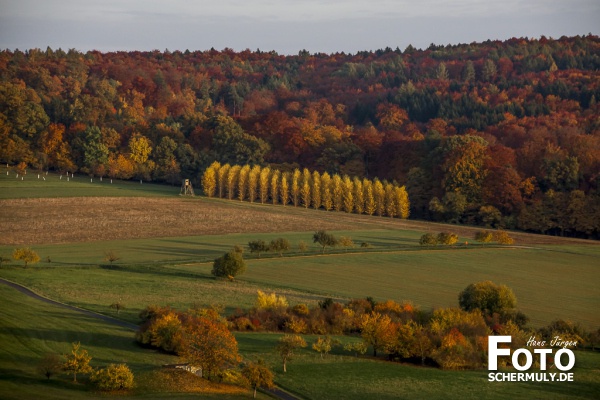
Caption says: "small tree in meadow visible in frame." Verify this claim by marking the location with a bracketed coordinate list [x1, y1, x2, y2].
[12, 247, 40, 267]
[313, 230, 337, 253]
[338, 236, 355, 251]
[212, 251, 246, 280]
[63, 342, 93, 383]
[242, 359, 274, 399]
[104, 250, 120, 264]
[276, 335, 307, 373]
[248, 240, 269, 258]
[312, 336, 340, 358]
[297, 240, 308, 254]
[37, 353, 63, 380]
[269, 238, 291, 256]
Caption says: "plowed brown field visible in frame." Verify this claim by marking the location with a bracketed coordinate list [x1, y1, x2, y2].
[0, 196, 595, 246]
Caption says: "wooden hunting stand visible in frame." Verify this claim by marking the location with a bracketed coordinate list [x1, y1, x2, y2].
[180, 179, 195, 196]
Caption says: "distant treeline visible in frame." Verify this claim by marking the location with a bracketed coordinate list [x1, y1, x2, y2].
[1, 35, 599, 237]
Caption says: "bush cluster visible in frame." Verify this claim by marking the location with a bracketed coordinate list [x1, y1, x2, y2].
[419, 232, 459, 246]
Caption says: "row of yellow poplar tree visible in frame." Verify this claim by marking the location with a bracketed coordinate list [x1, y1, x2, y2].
[201, 162, 410, 218]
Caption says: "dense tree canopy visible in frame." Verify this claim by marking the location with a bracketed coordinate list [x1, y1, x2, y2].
[2, 36, 599, 238]
[458, 280, 517, 316]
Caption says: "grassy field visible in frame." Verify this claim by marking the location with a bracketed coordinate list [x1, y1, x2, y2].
[1, 234, 598, 329]
[0, 168, 176, 200]
[0, 284, 262, 399]
[2, 281, 599, 400]
[236, 332, 600, 400]
[1, 168, 599, 399]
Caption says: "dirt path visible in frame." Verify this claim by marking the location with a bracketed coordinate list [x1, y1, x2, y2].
[0, 277, 139, 330]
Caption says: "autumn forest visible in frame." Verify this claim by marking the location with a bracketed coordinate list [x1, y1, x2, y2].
[1, 35, 599, 238]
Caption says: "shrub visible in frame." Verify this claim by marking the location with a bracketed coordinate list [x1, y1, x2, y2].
[297, 240, 308, 253]
[91, 364, 134, 391]
[269, 238, 291, 256]
[255, 290, 288, 310]
[493, 229, 515, 245]
[474, 230, 494, 244]
[437, 232, 459, 245]
[285, 316, 307, 334]
[338, 236, 355, 250]
[212, 251, 246, 279]
[292, 304, 310, 316]
[419, 233, 438, 246]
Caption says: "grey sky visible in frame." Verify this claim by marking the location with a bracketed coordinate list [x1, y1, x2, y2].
[1, 0, 598, 54]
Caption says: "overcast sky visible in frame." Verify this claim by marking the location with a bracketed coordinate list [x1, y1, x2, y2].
[1, 0, 598, 54]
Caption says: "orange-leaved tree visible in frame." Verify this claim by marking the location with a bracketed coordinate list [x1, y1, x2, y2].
[179, 316, 241, 380]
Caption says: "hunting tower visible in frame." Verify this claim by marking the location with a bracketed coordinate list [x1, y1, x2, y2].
[180, 179, 195, 196]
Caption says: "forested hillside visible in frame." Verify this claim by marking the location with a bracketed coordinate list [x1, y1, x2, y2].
[1, 36, 599, 237]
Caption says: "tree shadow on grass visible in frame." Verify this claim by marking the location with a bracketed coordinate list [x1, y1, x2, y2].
[0, 368, 91, 392]
[98, 263, 213, 282]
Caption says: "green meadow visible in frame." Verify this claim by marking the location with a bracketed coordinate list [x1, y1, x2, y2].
[1, 233, 598, 329]
[1, 170, 599, 398]
[0, 169, 176, 199]
[1, 283, 599, 400]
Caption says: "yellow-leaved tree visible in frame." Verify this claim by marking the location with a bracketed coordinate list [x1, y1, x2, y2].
[280, 172, 290, 206]
[321, 172, 333, 211]
[291, 168, 301, 207]
[63, 342, 93, 383]
[359, 312, 396, 357]
[226, 165, 241, 200]
[248, 165, 261, 203]
[242, 360, 274, 399]
[300, 168, 311, 208]
[395, 186, 410, 219]
[385, 183, 396, 218]
[276, 335, 307, 373]
[353, 177, 364, 214]
[201, 161, 219, 198]
[311, 170, 321, 209]
[364, 179, 376, 216]
[237, 164, 251, 201]
[342, 175, 354, 213]
[259, 167, 270, 203]
[373, 179, 385, 216]
[332, 174, 343, 212]
[270, 170, 280, 205]
[12, 247, 40, 268]
[217, 164, 230, 198]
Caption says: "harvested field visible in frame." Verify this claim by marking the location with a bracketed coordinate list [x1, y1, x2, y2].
[0, 197, 359, 245]
[1, 195, 596, 246]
